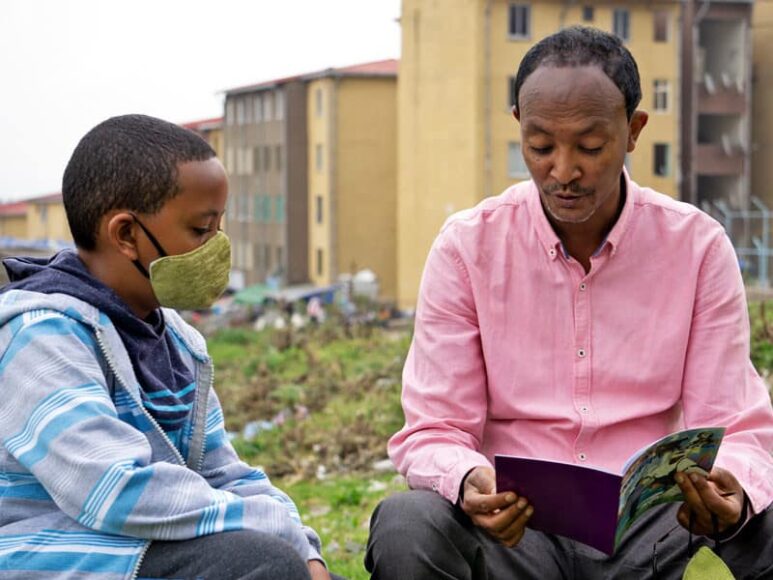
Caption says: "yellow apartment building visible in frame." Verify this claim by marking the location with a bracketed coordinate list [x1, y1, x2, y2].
[752, 1, 773, 206]
[182, 117, 224, 160]
[307, 60, 398, 300]
[0, 202, 29, 238]
[26, 193, 72, 243]
[397, 0, 753, 307]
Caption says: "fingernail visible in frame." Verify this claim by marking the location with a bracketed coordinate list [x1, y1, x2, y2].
[690, 474, 699, 483]
[526, 506, 534, 516]
[675, 473, 684, 484]
[517, 499, 527, 509]
[505, 493, 516, 503]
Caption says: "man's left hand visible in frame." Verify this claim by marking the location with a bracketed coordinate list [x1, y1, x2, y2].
[308, 559, 331, 580]
[675, 466, 745, 536]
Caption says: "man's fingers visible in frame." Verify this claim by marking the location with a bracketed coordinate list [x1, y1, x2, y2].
[676, 472, 743, 533]
[464, 490, 518, 516]
[498, 503, 534, 547]
[481, 497, 529, 533]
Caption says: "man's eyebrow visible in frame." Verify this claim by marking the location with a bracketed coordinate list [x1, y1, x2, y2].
[523, 119, 609, 136]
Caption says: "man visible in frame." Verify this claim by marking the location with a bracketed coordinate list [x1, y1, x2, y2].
[366, 27, 773, 579]
[0, 115, 334, 579]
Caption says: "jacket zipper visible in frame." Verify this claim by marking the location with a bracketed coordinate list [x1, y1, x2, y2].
[195, 360, 215, 472]
[92, 327, 185, 465]
[130, 540, 152, 580]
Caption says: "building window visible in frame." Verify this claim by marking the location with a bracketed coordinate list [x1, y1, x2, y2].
[264, 245, 272, 271]
[254, 94, 263, 122]
[653, 10, 669, 42]
[236, 99, 245, 126]
[613, 9, 630, 42]
[315, 88, 323, 117]
[316, 248, 324, 277]
[244, 97, 252, 124]
[275, 145, 282, 172]
[316, 144, 324, 172]
[253, 193, 262, 222]
[226, 100, 235, 126]
[254, 146, 262, 173]
[275, 196, 286, 223]
[263, 195, 272, 222]
[508, 75, 517, 109]
[315, 195, 323, 224]
[244, 148, 253, 175]
[276, 246, 284, 271]
[653, 80, 669, 112]
[654, 143, 670, 176]
[225, 148, 235, 173]
[508, 142, 529, 177]
[508, 4, 530, 39]
[582, 6, 594, 22]
[275, 90, 285, 120]
[264, 146, 272, 172]
[263, 93, 273, 121]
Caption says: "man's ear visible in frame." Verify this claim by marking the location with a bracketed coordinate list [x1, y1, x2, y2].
[627, 110, 649, 153]
[512, 105, 521, 123]
[105, 212, 140, 261]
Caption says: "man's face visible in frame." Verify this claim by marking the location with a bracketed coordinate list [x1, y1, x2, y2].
[514, 65, 646, 228]
[135, 157, 228, 261]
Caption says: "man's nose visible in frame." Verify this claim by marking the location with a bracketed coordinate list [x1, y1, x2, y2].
[549, 151, 581, 186]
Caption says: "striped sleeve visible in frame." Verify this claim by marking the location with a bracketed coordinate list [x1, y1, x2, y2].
[0, 311, 311, 557]
[199, 388, 323, 560]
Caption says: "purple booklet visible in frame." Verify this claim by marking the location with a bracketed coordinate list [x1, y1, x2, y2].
[494, 427, 725, 555]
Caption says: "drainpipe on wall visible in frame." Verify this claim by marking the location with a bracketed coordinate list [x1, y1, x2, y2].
[483, 0, 493, 199]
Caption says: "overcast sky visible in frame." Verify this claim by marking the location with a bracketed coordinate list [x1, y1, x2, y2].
[0, 0, 401, 202]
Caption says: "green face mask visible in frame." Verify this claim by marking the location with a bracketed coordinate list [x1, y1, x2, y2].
[132, 217, 232, 310]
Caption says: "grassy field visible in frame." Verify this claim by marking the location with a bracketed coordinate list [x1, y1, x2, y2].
[208, 301, 773, 579]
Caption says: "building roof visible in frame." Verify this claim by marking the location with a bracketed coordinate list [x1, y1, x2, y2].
[224, 59, 398, 96]
[0, 201, 28, 217]
[27, 192, 63, 205]
[181, 117, 224, 132]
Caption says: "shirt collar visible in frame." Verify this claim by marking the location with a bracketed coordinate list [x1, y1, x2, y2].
[526, 167, 636, 261]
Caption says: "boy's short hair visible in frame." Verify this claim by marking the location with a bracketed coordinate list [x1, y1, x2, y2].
[62, 114, 216, 250]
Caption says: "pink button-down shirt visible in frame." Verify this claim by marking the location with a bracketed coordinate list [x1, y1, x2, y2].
[389, 174, 773, 514]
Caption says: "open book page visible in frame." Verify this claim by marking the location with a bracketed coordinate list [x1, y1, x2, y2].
[614, 427, 726, 546]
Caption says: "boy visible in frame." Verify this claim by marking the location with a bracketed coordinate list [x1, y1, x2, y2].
[0, 115, 332, 579]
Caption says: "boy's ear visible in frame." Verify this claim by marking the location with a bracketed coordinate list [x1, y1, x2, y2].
[105, 212, 140, 261]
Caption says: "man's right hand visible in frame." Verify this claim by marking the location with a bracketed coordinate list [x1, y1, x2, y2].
[460, 466, 534, 547]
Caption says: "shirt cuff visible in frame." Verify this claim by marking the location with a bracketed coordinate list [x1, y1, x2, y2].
[440, 452, 493, 505]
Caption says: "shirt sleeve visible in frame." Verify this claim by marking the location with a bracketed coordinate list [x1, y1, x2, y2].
[0, 312, 313, 559]
[198, 388, 323, 562]
[388, 230, 492, 503]
[680, 231, 773, 513]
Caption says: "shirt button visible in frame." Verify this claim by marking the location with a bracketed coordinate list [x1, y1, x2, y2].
[580, 406, 589, 414]
[577, 348, 587, 358]
[548, 248, 557, 258]
[431, 482, 438, 491]
[579, 283, 587, 291]
[578, 453, 587, 461]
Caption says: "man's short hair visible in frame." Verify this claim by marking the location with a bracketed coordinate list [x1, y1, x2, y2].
[513, 26, 642, 120]
[62, 114, 216, 250]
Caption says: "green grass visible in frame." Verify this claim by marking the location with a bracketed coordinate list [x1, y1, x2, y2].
[281, 473, 407, 579]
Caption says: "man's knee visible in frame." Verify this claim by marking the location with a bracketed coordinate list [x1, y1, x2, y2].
[370, 489, 459, 538]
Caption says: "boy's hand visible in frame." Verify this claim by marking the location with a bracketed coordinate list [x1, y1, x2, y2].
[308, 559, 331, 580]
[675, 467, 745, 535]
[460, 466, 533, 547]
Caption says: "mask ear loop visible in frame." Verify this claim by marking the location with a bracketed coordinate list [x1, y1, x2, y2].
[129, 213, 168, 279]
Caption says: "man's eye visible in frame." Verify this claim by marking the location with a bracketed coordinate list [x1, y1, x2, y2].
[193, 227, 210, 236]
[580, 146, 604, 155]
[530, 146, 552, 155]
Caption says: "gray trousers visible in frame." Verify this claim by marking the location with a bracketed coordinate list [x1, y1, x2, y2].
[365, 490, 773, 580]
[137, 530, 347, 580]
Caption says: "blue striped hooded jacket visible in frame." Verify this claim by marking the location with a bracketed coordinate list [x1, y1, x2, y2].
[0, 289, 322, 579]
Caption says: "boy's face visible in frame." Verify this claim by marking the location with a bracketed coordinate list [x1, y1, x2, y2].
[131, 157, 228, 311]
